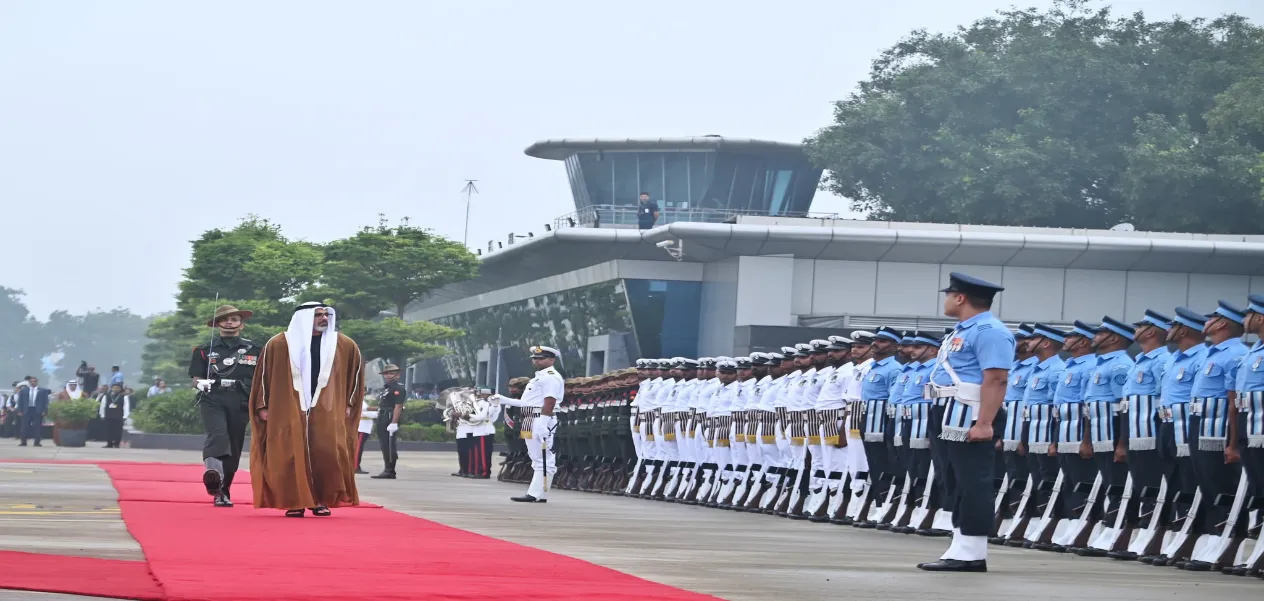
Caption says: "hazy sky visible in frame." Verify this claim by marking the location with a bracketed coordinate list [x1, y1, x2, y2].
[3, 0, 1261, 319]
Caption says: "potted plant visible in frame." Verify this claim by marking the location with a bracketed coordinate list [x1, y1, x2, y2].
[48, 398, 99, 447]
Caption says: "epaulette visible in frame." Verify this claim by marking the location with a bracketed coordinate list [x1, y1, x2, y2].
[977, 324, 993, 331]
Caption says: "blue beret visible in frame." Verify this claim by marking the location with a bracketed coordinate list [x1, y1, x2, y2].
[1172, 307, 1207, 331]
[1032, 323, 1066, 344]
[875, 326, 902, 343]
[1211, 300, 1245, 325]
[1134, 309, 1172, 332]
[1070, 320, 1099, 339]
[940, 272, 1005, 300]
[1248, 294, 1264, 315]
[1099, 316, 1135, 342]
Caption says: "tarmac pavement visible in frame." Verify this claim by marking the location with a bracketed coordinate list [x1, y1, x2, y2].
[0, 442, 1260, 600]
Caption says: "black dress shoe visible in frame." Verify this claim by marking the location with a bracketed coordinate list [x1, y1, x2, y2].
[917, 559, 987, 572]
[213, 494, 233, 508]
[854, 521, 877, 529]
[917, 528, 952, 537]
[371, 471, 397, 479]
[510, 494, 546, 503]
[1181, 560, 1211, 571]
[1221, 565, 1247, 576]
[876, 523, 893, 531]
[203, 469, 223, 496]
[33, 442, 41, 447]
[832, 517, 854, 525]
[355, 468, 368, 474]
[1107, 550, 1137, 561]
[988, 536, 1006, 545]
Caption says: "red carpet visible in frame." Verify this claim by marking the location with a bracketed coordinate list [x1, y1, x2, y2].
[0, 550, 164, 600]
[90, 461, 716, 601]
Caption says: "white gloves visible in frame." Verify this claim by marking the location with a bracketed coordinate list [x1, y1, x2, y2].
[488, 394, 504, 404]
[195, 379, 214, 393]
[387, 422, 399, 435]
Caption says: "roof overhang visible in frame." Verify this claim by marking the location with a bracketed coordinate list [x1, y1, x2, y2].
[524, 136, 809, 160]
[414, 221, 1264, 311]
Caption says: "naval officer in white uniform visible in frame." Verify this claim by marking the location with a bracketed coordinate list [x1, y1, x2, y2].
[492, 345, 566, 503]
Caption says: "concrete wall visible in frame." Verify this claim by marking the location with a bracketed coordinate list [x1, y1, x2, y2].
[787, 260, 1264, 324]
[698, 257, 739, 356]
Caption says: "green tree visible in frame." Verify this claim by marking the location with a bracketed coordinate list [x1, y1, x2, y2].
[43, 308, 153, 384]
[338, 318, 459, 366]
[805, 0, 1264, 232]
[322, 216, 480, 319]
[143, 215, 478, 381]
[142, 217, 322, 385]
[0, 288, 50, 383]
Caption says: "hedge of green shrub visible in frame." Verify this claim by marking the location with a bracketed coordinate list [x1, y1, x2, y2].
[131, 389, 204, 434]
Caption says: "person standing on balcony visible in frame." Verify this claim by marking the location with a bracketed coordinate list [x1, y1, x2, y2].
[637, 192, 660, 230]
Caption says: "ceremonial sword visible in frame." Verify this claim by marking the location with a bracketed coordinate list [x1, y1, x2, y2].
[194, 293, 220, 407]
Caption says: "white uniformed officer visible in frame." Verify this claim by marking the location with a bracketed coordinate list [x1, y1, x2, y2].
[919, 272, 1014, 572]
[492, 345, 566, 503]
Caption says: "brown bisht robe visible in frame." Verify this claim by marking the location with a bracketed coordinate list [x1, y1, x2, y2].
[248, 332, 365, 510]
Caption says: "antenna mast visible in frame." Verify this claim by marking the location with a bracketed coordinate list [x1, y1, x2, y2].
[461, 179, 479, 246]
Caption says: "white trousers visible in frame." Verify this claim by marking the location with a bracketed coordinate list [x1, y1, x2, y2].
[525, 416, 557, 499]
[631, 419, 643, 459]
[757, 421, 784, 468]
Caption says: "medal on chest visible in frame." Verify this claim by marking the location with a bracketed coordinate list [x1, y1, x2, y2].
[1177, 367, 1186, 380]
[1136, 370, 1146, 383]
[1065, 372, 1074, 385]
[1094, 373, 1102, 385]
[1032, 377, 1041, 387]
[1205, 362, 1215, 376]
[949, 337, 964, 352]
[1254, 356, 1263, 371]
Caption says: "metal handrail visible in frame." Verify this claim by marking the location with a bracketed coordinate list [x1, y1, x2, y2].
[552, 204, 839, 230]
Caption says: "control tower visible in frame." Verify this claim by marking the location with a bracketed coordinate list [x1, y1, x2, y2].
[525, 135, 823, 226]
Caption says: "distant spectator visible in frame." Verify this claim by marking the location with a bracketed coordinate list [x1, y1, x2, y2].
[78, 363, 100, 395]
[109, 366, 124, 387]
[148, 379, 170, 397]
[637, 192, 660, 230]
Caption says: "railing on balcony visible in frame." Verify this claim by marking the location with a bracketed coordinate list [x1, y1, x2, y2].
[552, 204, 838, 230]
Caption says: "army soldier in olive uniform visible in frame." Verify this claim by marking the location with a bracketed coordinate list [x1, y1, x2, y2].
[372, 364, 406, 479]
[189, 305, 263, 507]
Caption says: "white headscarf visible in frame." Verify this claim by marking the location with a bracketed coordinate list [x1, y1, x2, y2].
[64, 382, 82, 399]
[285, 302, 338, 412]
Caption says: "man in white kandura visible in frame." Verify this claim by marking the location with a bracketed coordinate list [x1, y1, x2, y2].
[492, 345, 565, 503]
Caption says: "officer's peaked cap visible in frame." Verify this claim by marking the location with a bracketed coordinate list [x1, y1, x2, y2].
[875, 326, 902, 343]
[1134, 310, 1172, 332]
[1211, 300, 1246, 325]
[1032, 323, 1067, 344]
[1247, 294, 1264, 316]
[849, 331, 875, 344]
[940, 272, 1004, 301]
[809, 339, 831, 353]
[716, 360, 738, 373]
[1172, 307, 1207, 331]
[735, 357, 753, 369]
[749, 352, 771, 366]
[793, 343, 812, 357]
[1069, 321, 1098, 339]
[529, 345, 560, 359]
[826, 335, 852, 350]
[912, 331, 941, 346]
[1098, 316, 1135, 342]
